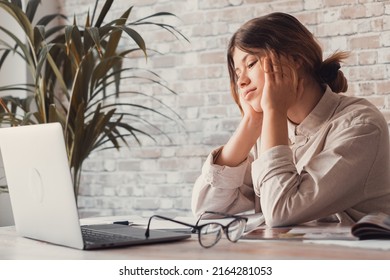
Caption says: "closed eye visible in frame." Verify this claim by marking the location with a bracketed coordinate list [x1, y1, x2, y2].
[248, 60, 257, 69]
[234, 59, 257, 79]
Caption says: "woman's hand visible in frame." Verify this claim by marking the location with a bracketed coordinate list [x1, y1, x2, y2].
[239, 92, 263, 130]
[259, 52, 304, 153]
[261, 52, 303, 115]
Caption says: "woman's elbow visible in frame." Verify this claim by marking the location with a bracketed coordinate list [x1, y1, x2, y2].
[262, 205, 297, 227]
[264, 215, 293, 227]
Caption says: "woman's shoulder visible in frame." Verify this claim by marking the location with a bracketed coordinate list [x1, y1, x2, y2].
[321, 93, 389, 151]
[333, 93, 387, 129]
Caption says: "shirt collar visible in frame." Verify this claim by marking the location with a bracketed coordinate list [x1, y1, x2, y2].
[288, 86, 340, 138]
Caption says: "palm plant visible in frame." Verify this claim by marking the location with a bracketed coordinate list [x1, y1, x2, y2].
[0, 0, 187, 198]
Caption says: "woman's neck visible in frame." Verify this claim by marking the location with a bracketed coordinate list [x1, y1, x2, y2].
[287, 78, 324, 125]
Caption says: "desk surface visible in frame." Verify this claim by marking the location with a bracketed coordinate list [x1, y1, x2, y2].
[1, 226, 390, 260]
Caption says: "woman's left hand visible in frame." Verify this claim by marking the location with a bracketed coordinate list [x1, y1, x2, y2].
[260, 52, 304, 116]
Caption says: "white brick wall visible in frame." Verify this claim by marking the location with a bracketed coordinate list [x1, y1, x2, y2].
[58, 0, 390, 218]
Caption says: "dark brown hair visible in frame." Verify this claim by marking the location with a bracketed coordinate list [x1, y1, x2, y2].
[227, 12, 348, 113]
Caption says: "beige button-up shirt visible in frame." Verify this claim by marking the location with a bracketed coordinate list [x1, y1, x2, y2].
[192, 87, 390, 227]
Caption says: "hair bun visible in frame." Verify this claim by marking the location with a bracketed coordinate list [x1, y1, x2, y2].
[319, 62, 341, 83]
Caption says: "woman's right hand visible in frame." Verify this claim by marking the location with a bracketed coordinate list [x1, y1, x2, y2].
[239, 91, 263, 134]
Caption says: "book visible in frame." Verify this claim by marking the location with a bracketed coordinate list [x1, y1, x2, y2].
[351, 212, 390, 240]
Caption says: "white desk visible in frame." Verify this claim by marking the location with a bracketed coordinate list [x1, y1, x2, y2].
[1, 226, 390, 260]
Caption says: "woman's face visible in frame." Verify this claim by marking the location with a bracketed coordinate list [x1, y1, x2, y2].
[232, 47, 265, 112]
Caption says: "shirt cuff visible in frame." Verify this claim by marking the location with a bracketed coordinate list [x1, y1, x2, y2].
[251, 145, 295, 195]
[202, 146, 250, 189]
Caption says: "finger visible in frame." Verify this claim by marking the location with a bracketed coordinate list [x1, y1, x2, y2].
[270, 51, 284, 82]
[263, 56, 274, 82]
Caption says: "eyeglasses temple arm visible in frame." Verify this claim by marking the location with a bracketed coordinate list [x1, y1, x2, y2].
[195, 212, 207, 227]
[145, 215, 196, 238]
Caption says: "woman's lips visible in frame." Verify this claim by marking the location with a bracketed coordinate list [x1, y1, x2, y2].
[243, 88, 257, 99]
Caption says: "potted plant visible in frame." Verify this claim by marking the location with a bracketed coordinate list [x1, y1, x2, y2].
[0, 0, 186, 199]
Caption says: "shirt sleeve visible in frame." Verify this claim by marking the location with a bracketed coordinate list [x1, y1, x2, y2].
[252, 122, 383, 227]
[191, 146, 256, 218]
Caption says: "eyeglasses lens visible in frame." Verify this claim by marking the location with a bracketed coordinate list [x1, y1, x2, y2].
[199, 223, 223, 248]
[227, 219, 246, 242]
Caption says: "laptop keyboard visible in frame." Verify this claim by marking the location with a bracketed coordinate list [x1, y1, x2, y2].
[81, 227, 139, 243]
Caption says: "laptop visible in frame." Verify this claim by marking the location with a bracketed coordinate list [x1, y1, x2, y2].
[0, 123, 190, 250]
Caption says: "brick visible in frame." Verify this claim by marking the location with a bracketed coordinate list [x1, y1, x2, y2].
[381, 32, 390, 47]
[173, 196, 192, 210]
[160, 198, 174, 209]
[178, 67, 209, 80]
[199, 0, 231, 10]
[140, 172, 167, 184]
[104, 159, 116, 172]
[181, 170, 202, 183]
[269, 0, 303, 13]
[303, 0, 323, 10]
[357, 82, 377, 96]
[78, 183, 104, 196]
[377, 80, 390, 95]
[322, 8, 341, 23]
[192, 22, 229, 37]
[178, 94, 204, 107]
[321, 37, 348, 53]
[199, 51, 227, 65]
[365, 96, 386, 109]
[152, 55, 176, 68]
[296, 11, 320, 25]
[202, 132, 231, 145]
[144, 185, 178, 197]
[340, 5, 366, 19]
[316, 21, 356, 37]
[200, 106, 228, 118]
[324, 0, 356, 6]
[350, 35, 381, 50]
[365, 3, 386, 18]
[358, 50, 378, 65]
[117, 160, 142, 172]
[348, 65, 387, 81]
[134, 198, 161, 210]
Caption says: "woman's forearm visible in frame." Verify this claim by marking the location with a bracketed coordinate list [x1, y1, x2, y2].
[260, 110, 289, 153]
[215, 116, 262, 167]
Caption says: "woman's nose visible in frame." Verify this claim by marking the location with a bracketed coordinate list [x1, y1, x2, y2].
[237, 73, 250, 88]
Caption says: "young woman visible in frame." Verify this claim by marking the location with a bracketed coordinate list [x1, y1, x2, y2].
[192, 12, 390, 227]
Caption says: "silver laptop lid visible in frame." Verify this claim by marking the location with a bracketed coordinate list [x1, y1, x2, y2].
[0, 123, 84, 249]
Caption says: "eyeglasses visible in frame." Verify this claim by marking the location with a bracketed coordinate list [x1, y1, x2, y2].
[145, 211, 248, 248]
